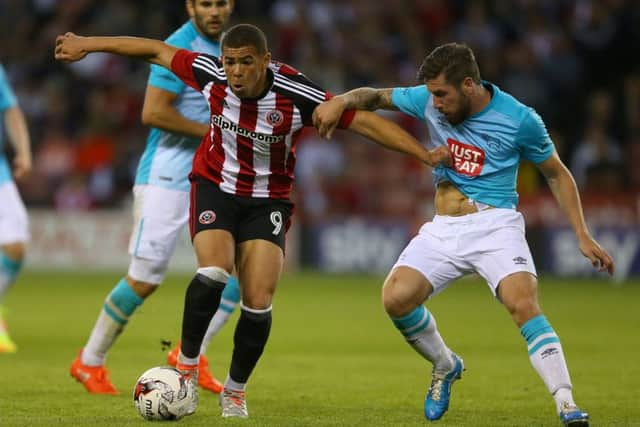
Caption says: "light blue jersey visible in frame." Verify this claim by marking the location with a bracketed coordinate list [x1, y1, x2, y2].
[135, 21, 221, 192]
[0, 64, 18, 185]
[391, 82, 554, 209]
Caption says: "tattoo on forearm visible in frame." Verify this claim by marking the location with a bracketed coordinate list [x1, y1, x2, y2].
[343, 88, 393, 110]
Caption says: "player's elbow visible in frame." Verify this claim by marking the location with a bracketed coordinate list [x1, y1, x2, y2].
[141, 107, 160, 127]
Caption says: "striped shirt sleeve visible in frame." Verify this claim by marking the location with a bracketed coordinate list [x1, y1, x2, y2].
[170, 49, 224, 91]
[273, 65, 355, 128]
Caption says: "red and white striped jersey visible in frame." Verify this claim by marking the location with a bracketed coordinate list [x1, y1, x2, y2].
[170, 49, 354, 199]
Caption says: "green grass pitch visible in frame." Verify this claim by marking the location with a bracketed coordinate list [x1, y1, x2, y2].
[0, 270, 638, 426]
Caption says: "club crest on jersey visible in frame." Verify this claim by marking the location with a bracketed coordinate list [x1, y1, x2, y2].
[447, 138, 485, 176]
[199, 210, 216, 225]
[266, 109, 284, 127]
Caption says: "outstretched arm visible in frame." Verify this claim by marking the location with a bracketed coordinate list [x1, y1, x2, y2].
[55, 32, 178, 69]
[3, 106, 32, 181]
[346, 110, 451, 168]
[314, 88, 397, 139]
[537, 151, 615, 274]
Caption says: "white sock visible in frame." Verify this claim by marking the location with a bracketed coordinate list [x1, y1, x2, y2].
[0, 273, 11, 301]
[178, 350, 199, 367]
[224, 374, 246, 392]
[392, 306, 454, 373]
[82, 310, 124, 366]
[520, 315, 575, 413]
[82, 278, 144, 366]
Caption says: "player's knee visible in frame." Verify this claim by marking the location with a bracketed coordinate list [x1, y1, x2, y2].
[2, 242, 27, 261]
[382, 276, 412, 317]
[241, 287, 273, 310]
[125, 277, 158, 299]
[128, 256, 169, 287]
[506, 297, 541, 326]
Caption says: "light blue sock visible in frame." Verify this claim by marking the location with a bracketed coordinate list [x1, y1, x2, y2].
[0, 252, 23, 301]
[103, 278, 144, 325]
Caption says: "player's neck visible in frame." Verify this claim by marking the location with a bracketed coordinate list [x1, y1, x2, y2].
[469, 84, 492, 116]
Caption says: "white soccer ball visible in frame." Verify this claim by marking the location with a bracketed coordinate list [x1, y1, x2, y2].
[133, 366, 194, 421]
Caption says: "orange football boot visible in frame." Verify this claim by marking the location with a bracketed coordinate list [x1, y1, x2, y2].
[70, 351, 119, 395]
[167, 343, 223, 394]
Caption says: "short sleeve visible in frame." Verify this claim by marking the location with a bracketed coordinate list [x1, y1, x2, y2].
[517, 108, 554, 163]
[0, 65, 17, 112]
[275, 65, 356, 128]
[170, 49, 224, 91]
[148, 63, 184, 94]
[391, 85, 429, 119]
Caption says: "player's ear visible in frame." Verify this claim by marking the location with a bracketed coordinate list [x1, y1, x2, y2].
[461, 77, 474, 96]
[186, 0, 195, 18]
[263, 52, 271, 67]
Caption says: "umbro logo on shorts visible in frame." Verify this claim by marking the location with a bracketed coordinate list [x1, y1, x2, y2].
[513, 256, 528, 265]
[199, 210, 216, 225]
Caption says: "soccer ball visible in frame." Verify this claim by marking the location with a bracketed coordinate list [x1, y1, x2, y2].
[133, 366, 195, 421]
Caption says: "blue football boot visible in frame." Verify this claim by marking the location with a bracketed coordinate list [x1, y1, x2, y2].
[559, 403, 589, 426]
[424, 353, 464, 421]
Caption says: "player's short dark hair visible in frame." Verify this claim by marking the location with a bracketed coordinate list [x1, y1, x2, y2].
[221, 24, 268, 55]
[417, 43, 481, 85]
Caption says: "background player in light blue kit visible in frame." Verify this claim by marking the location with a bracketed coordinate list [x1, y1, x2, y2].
[314, 43, 614, 427]
[0, 63, 32, 354]
[70, 0, 239, 395]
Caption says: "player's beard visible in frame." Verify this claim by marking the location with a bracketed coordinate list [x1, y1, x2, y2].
[194, 15, 223, 40]
[446, 94, 472, 125]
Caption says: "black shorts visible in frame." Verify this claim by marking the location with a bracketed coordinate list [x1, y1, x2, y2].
[189, 178, 294, 251]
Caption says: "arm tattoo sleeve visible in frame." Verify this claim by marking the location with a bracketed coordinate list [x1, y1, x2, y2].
[342, 88, 396, 111]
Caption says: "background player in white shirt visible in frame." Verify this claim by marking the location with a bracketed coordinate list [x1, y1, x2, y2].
[313, 43, 614, 427]
[55, 23, 451, 418]
[69, 0, 239, 396]
[0, 63, 32, 354]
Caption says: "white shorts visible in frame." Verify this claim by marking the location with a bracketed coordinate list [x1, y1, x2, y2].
[0, 180, 29, 245]
[392, 208, 537, 297]
[127, 185, 189, 282]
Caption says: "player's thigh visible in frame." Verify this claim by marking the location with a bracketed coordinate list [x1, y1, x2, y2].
[391, 222, 469, 299]
[192, 229, 235, 272]
[236, 239, 284, 309]
[0, 181, 29, 246]
[470, 211, 537, 297]
[128, 185, 189, 262]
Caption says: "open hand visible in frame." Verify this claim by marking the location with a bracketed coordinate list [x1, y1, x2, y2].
[55, 32, 88, 62]
[578, 234, 615, 275]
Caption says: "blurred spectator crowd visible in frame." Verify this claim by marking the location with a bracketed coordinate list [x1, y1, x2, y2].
[0, 0, 639, 222]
